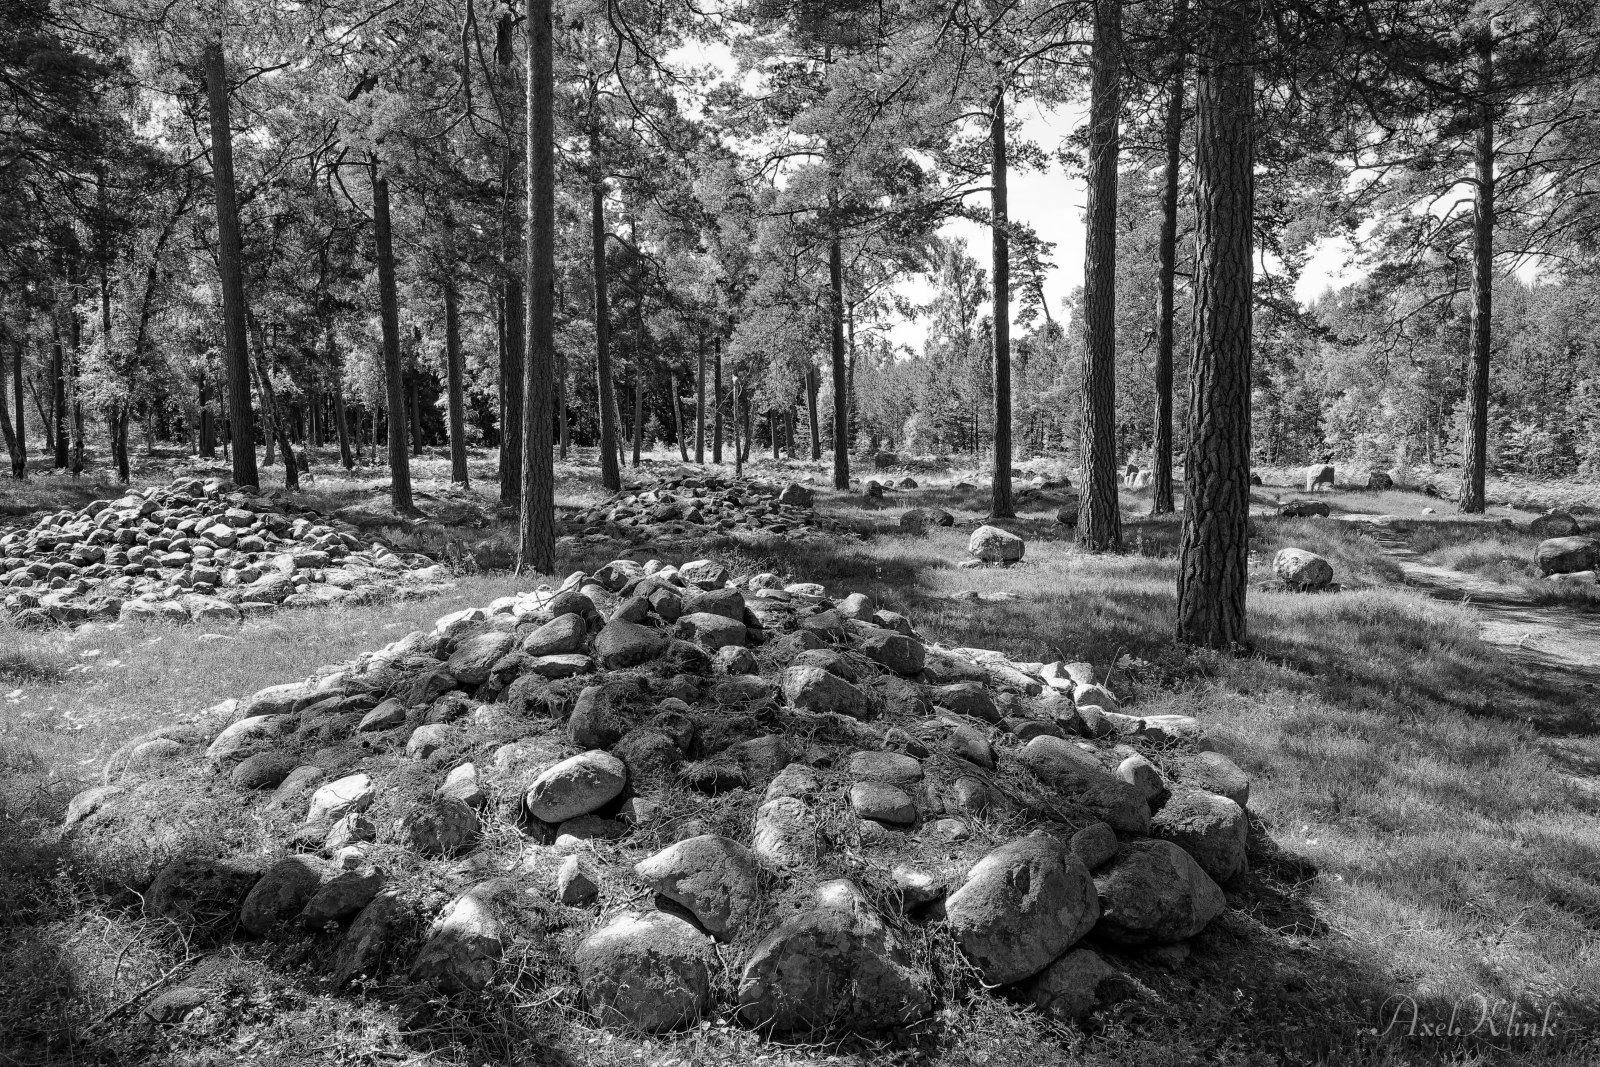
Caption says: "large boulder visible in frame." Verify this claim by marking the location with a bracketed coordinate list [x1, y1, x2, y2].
[1273, 548, 1334, 590]
[1092, 839, 1226, 945]
[899, 508, 953, 532]
[738, 879, 932, 1032]
[779, 483, 814, 508]
[525, 751, 628, 823]
[1280, 499, 1330, 519]
[576, 910, 717, 1031]
[941, 835, 1099, 985]
[1304, 464, 1335, 491]
[1536, 536, 1599, 575]
[1017, 736, 1150, 834]
[1366, 470, 1394, 491]
[1151, 788, 1248, 883]
[1530, 512, 1581, 538]
[968, 525, 1024, 564]
[633, 834, 762, 938]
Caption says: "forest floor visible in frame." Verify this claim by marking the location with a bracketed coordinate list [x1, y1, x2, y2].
[2, 445, 1599, 1066]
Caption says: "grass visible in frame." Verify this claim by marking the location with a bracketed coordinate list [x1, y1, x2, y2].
[2, 451, 1599, 1065]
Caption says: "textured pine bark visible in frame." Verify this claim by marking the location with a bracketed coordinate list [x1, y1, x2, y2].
[591, 104, 622, 492]
[990, 83, 1015, 520]
[696, 336, 706, 463]
[1176, 3, 1254, 650]
[443, 275, 469, 485]
[1152, 0, 1186, 517]
[712, 339, 723, 463]
[829, 226, 850, 490]
[1461, 31, 1494, 515]
[519, 0, 557, 574]
[496, 16, 523, 509]
[202, 43, 258, 488]
[1077, 0, 1122, 551]
[371, 161, 412, 512]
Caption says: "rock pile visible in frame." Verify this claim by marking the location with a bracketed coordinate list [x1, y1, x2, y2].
[67, 556, 1250, 1043]
[563, 475, 853, 549]
[0, 478, 449, 628]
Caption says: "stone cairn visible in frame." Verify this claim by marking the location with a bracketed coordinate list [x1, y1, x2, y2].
[66, 556, 1253, 1038]
[563, 475, 852, 549]
[1, 477, 448, 628]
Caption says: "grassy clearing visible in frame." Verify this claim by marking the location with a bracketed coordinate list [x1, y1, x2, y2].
[2, 456, 1599, 1064]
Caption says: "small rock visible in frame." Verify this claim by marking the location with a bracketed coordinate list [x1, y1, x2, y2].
[555, 854, 601, 906]
[634, 834, 762, 938]
[525, 751, 628, 823]
[1023, 948, 1120, 1021]
[849, 781, 917, 825]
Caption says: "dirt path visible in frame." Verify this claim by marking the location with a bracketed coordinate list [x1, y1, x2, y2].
[1340, 514, 1600, 679]
[1339, 514, 1600, 793]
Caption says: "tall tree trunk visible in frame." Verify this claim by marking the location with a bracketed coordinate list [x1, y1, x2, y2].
[1176, 2, 1254, 650]
[443, 274, 469, 485]
[11, 323, 26, 476]
[1152, 0, 1187, 516]
[519, 0, 557, 573]
[1077, 0, 1123, 550]
[0, 327, 22, 477]
[557, 349, 569, 459]
[695, 336, 706, 463]
[785, 402, 796, 458]
[408, 372, 423, 455]
[370, 158, 413, 512]
[770, 409, 779, 461]
[672, 372, 689, 461]
[712, 338, 724, 462]
[733, 376, 743, 477]
[51, 314, 67, 469]
[806, 366, 821, 460]
[248, 318, 299, 490]
[591, 97, 622, 491]
[334, 376, 353, 469]
[828, 219, 850, 489]
[202, 42, 258, 488]
[199, 376, 216, 456]
[1461, 29, 1494, 514]
[631, 362, 643, 466]
[846, 303, 857, 446]
[991, 82, 1015, 519]
[496, 13, 523, 511]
